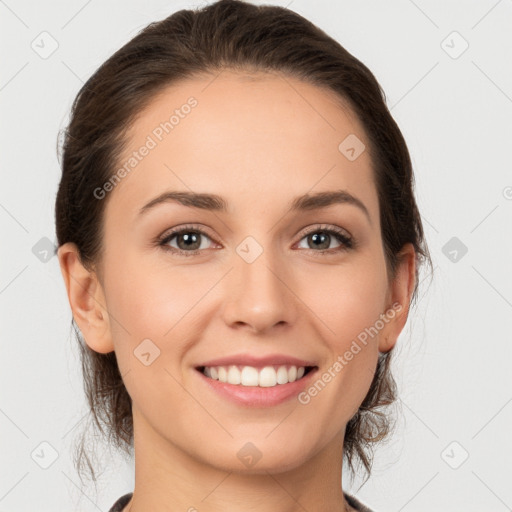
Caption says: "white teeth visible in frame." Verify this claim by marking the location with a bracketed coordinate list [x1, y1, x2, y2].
[227, 365, 241, 384]
[201, 364, 310, 387]
[276, 366, 288, 384]
[218, 367, 227, 383]
[258, 366, 276, 387]
[241, 366, 259, 386]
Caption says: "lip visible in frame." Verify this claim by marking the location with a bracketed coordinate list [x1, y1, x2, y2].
[196, 353, 317, 369]
[194, 365, 319, 407]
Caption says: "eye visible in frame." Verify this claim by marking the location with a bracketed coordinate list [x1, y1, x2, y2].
[158, 225, 217, 257]
[295, 225, 353, 254]
[157, 223, 354, 257]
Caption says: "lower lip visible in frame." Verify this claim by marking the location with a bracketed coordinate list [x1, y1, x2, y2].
[195, 367, 318, 407]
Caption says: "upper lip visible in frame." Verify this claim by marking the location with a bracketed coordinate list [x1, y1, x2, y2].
[196, 354, 318, 369]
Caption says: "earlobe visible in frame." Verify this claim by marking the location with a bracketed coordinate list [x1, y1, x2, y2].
[378, 243, 417, 353]
[57, 242, 114, 354]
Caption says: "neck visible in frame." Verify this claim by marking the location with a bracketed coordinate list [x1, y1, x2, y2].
[125, 406, 354, 512]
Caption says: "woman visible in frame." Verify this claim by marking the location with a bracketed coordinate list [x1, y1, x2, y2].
[55, 1, 431, 510]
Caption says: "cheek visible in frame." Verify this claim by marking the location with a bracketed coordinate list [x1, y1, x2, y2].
[103, 248, 199, 337]
[296, 259, 387, 414]
[298, 257, 389, 345]
[101, 253, 197, 409]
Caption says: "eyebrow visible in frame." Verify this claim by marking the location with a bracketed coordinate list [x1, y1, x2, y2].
[138, 189, 371, 223]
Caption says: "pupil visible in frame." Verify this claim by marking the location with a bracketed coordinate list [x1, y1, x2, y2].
[180, 232, 199, 250]
[311, 232, 329, 249]
[177, 232, 332, 251]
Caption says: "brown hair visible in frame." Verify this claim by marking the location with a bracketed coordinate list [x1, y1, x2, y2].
[55, 0, 432, 485]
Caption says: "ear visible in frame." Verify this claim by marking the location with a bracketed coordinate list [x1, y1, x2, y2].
[57, 242, 114, 354]
[378, 243, 417, 353]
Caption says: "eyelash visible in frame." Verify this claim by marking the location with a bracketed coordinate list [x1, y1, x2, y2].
[156, 223, 354, 257]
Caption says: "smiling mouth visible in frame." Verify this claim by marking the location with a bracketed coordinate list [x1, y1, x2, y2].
[196, 364, 317, 388]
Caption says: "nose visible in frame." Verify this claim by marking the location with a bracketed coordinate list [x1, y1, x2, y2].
[221, 243, 299, 334]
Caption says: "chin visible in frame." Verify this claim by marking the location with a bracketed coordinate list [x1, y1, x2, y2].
[194, 437, 317, 476]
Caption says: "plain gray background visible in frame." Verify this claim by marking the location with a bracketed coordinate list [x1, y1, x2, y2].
[1, 0, 511, 510]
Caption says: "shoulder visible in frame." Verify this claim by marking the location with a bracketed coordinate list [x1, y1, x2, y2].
[108, 492, 133, 512]
[108, 492, 372, 512]
[344, 492, 376, 512]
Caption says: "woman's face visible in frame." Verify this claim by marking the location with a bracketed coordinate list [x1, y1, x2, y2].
[62, 70, 414, 474]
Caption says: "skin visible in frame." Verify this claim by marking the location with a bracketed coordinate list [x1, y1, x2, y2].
[58, 70, 416, 512]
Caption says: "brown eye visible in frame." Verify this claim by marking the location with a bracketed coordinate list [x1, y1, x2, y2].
[296, 226, 353, 254]
[158, 225, 216, 256]
[171, 231, 203, 251]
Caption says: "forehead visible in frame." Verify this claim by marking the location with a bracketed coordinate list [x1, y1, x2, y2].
[107, 69, 377, 219]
